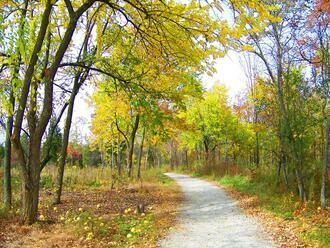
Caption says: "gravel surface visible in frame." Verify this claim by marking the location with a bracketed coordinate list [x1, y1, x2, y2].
[159, 173, 275, 248]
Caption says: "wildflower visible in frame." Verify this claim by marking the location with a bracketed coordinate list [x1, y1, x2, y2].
[100, 223, 105, 227]
[39, 215, 45, 221]
[96, 204, 101, 209]
[53, 207, 58, 211]
[60, 216, 65, 221]
[78, 207, 83, 212]
[131, 227, 136, 233]
[143, 220, 148, 224]
[127, 233, 132, 238]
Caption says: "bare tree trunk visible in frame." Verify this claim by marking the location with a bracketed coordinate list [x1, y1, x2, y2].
[145, 146, 149, 170]
[255, 131, 260, 167]
[137, 126, 145, 179]
[185, 148, 188, 166]
[204, 140, 209, 165]
[283, 159, 289, 188]
[111, 139, 115, 169]
[54, 82, 79, 204]
[3, 112, 13, 209]
[321, 119, 329, 208]
[276, 159, 282, 186]
[22, 138, 41, 224]
[117, 137, 122, 176]
[128, 115, 139, 177]
[295, 168, 307, 202]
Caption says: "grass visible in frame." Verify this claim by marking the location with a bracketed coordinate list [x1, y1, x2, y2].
[218, 174, 297, 217]
[0, 165, 181, 247]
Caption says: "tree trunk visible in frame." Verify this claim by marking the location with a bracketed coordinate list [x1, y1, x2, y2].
[276, 160, 282, 186]
[321, 118, 329, 208]
[21, 138, 41, 224]
[255, 131, 260, 167]
[170, 143, 174, 170]
[295, 168, 307, 202]
[117, 138, 122, 176]
[53, 82, 79, 204]
[128, 115, 140, 177]
[22, 171, 40, 224]
[283, 160, 289, 188]
[3, 113, 13, 209]
[137, 126, 145, 179]
[204, 140, 209, 165]
[3, 0, 28, 209]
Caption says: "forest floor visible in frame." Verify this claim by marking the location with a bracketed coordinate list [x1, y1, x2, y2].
[0, 168, 183, 248]
[159, 173, 275, 248]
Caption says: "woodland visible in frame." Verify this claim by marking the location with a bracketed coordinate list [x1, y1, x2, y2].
[0, 0, 329, 247]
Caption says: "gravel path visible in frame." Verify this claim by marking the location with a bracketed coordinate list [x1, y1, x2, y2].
[159, 173, 275, 248]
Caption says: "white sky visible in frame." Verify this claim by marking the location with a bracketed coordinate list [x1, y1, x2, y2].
[203, 51, 247, 99]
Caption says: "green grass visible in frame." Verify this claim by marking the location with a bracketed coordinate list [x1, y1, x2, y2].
[218, 174, 297, 217]
[219, 175, 251, 192]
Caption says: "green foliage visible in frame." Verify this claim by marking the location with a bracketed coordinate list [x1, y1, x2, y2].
[219, 175, 251, 192]
[179, 84, 255, 159]
[42, 117, 63, 163]
[301, 225, 330, 247]
[40, 174, 54, 189]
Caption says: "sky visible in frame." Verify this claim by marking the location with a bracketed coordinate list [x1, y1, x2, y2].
[0, 51, 248, 145]
[71, 50, 248, 139]
[203, 51, 247, 98]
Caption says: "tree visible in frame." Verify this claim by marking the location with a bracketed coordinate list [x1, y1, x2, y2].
[42, 117, 63, 163]
[0, 0, 280, 224]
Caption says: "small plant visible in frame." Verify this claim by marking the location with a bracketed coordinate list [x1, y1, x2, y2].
[192, 172, 201, 177]
[40, 175, 54, 189]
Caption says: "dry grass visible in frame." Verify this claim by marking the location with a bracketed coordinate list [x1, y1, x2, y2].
[0, 166, 183, 248]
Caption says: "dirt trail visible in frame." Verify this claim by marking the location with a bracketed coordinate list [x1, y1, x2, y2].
[159, 173, 275, 248]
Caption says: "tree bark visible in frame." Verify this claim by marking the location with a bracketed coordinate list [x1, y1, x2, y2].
[128, 115, 140, 177]
[321, 118, 329, 208]
[22, 138, 42, 224]
[3, 111, 13, 209]
[137, 126, 145, 179]
[53, 76, 81, 204]
[255, 131, 260, 167]
[117, 137, 122, 176]
[204, 139, 209, 165]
